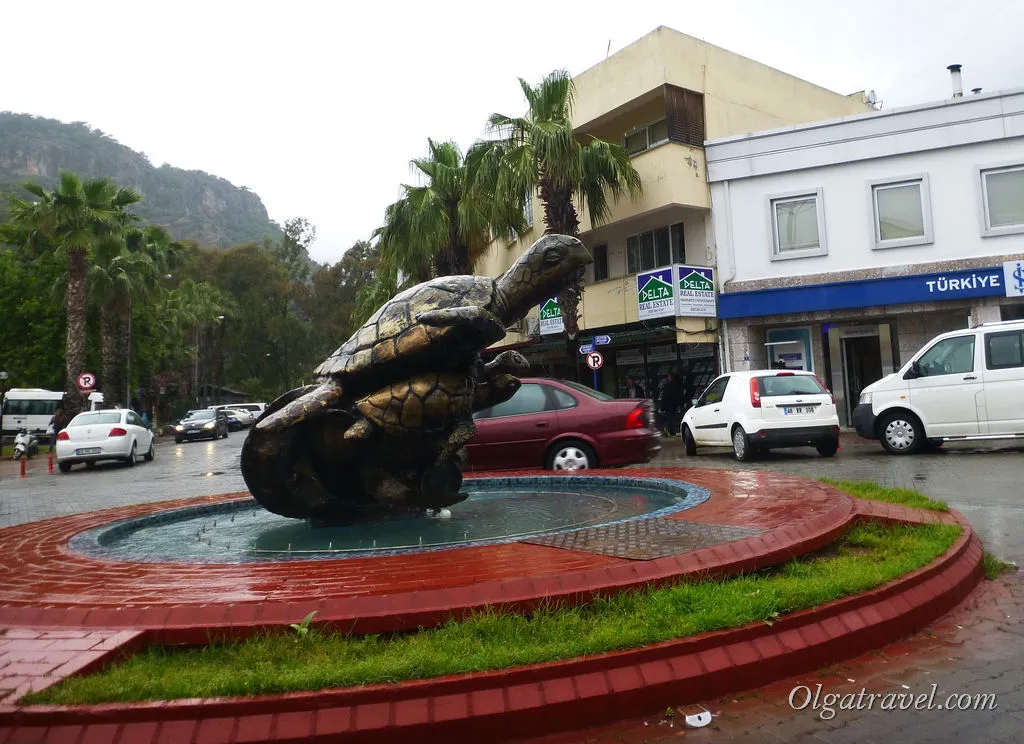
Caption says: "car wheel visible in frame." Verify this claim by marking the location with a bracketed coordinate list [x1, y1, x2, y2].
[85, 461, 97, 469]
[731, 426, 755, 462]
[223, 428, 229, 439]
[546, 440, 597, 471]
[878, 411, 923, 455]
[682, 425, 697, 456]
[144, 440, 155, 462]
[125, 442, 137, 467]
[58, 461, 72, 473]
[175, 437, 183, 444]
[816, 438, 839, 458]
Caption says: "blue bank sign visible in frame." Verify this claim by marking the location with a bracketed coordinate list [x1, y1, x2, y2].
[718, 266, 1010, 320]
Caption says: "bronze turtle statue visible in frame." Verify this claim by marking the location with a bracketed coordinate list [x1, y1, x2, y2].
[254, 234, 591, 436]
[239, 233, 590, 523]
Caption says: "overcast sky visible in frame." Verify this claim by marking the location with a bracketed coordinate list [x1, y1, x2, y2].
[4, 0, 1022, 263]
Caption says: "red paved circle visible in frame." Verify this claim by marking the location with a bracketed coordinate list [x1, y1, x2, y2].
[0, 469, 857, 641]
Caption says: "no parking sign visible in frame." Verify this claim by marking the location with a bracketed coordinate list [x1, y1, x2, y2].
[585, 351, 604, 370]
[76, 372, 96, 392]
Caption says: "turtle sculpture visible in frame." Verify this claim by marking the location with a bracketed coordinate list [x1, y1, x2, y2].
[240, 234, 591, 522]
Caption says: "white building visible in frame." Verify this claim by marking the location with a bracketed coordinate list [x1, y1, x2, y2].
[705, 85, 1024, 424]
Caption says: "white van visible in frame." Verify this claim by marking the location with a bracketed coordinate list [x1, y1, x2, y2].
[1, 389, 105, 436]
[853, 319, 1024, 454]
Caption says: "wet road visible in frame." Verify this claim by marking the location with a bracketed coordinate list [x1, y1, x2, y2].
[1, 432, 1022, 562]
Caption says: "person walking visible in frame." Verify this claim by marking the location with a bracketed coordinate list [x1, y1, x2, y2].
[658, 372, 683, 437]
[48, 406, 69, 453]
[624, 376, 645, 399]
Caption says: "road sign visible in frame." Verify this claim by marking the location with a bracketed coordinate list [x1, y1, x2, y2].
[585, 351, 604, 371]
[76, 372, 96, 392]
[578, 343, 594, 355]
[594, 335, 611, 346]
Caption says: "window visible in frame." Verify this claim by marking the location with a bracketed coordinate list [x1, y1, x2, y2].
[985, 330, 1024, 370]
[980, 164, 1024, 235]
[698, 376, 730, 406]
[756, 375, 829, 397]
[0, 399, 60, 416]
[523, 195, 534, 228]
[593, 244, 609, 281]
[871, 175, 933, 249]
[70, 412, 122, 426]
[623, 119, 669, 156]
[557, 379, 614, 401]
[626, 223, 686, 274]
[549, 388, 578, 410]
[915, 336, 975, 377]
[769, 189, 827, 259]
[475, 383, 548, 419]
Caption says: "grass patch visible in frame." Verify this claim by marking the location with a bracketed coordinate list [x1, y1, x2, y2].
[983, 552, 1016, 580]
[28, 521, 961, 706]
[820, 478, 948, 512]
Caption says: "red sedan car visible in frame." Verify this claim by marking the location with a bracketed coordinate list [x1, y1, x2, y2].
[465, 378, 661, 471]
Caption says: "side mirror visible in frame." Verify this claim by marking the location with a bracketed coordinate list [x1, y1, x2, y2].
[691, 398, 699, 407]
[904, 360, 922, 380]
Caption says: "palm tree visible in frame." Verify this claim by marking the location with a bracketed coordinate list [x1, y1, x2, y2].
[88, 239, 156, 405]
[376, 139, 506, 281]
[472, 70, 642, 339]
[6, 173, 141, 411]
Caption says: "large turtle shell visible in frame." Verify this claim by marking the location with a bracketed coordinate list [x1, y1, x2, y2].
[314, 275, 495, 379]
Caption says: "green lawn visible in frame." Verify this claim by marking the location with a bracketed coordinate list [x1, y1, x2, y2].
[820, 478, 949, 512]
[28, 519, 961, 705]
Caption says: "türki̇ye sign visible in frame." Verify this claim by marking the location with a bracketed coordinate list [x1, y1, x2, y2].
[637, 264, 717, 320]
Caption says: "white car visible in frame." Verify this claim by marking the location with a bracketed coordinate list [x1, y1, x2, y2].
[55, 409, 155, 472]
[680, 370, 841, 461]
[222, 407, 255, 427]
[854, 319, 1024, 454]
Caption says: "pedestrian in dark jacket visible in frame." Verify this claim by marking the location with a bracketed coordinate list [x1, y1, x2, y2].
[659, 373, 683, 437]
[624, 376, 645, 398]
[49, 406, 70, 453]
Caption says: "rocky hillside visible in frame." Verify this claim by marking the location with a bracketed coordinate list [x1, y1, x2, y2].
[0, 112, 282, 247]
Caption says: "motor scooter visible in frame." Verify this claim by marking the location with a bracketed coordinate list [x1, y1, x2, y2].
[12, 429, 40, 460]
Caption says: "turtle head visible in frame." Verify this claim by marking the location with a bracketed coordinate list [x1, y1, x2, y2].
[492, 234, 592, 325]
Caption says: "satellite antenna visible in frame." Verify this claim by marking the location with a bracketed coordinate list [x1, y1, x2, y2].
[606, 39, 611, 58]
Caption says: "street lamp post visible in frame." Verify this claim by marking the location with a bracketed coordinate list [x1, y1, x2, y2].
[125, 297, 132, 410]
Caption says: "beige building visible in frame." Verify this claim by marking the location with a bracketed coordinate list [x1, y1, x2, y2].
[476, 26, 873, 405]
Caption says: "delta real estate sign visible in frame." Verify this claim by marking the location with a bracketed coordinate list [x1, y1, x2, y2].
[636, 264, 716, 319]
[539, 297, 564, 335]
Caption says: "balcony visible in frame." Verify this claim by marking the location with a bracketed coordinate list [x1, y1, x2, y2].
[578, 143, 710, 232]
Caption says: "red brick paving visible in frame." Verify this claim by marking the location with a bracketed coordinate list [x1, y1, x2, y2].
[0, 469, 984, 743]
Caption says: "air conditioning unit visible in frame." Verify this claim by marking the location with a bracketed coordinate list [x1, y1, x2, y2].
[525, 317, 540, 337]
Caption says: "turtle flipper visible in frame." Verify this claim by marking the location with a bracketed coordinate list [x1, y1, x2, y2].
[437, 419, 476, 463]
[416, 306, 505, 344]
[255, 381, 344, 434]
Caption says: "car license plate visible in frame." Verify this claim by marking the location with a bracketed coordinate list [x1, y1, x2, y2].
[76, 447, 101, 455]
[783, 407, 813, 415]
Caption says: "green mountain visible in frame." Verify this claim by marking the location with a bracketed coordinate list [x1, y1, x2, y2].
[0, 112, 283, 248]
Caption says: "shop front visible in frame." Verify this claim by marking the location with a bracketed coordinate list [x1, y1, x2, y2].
[720, 262, 1024, 425]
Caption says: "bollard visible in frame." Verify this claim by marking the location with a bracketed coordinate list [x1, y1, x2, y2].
[47, 451, 54, 474]
[19, 457, 27, 478]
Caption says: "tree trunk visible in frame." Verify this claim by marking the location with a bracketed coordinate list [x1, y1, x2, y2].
[540, 177, 585, 379]
[100, 304, 119, 408]
[64, 248, 89, 414]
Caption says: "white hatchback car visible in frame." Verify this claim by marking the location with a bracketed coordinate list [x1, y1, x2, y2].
[680, 370, 841, 461]
[55, 409, 155, 472]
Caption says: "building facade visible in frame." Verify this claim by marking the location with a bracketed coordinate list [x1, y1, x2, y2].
[476, 26, 872, 406]
[706, 88, 1024, 425]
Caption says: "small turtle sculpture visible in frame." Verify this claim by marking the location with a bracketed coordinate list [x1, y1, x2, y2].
[240, 234, 590, 522]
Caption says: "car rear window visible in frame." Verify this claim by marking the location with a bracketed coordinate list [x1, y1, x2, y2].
[756, 375, 828, 397]
[71, 412, 122, 426]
